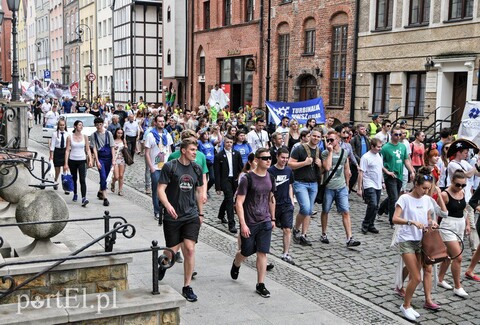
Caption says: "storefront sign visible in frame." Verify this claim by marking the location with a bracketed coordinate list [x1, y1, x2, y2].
[266, 97, 326, 125]
[227, 49, 241, 56]
[245, 58, 256, 71]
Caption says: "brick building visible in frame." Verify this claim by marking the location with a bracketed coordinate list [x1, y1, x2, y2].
[270, 0, 356, 122]
[354, 0, 480, 133]
[0, 0, 13, 84]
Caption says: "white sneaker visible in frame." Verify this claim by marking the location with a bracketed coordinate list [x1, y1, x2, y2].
[438, 280, 453, 290]
[400, 304, 417, 321]
[410, 308, 420, 318]
[453, 287, 468, 298]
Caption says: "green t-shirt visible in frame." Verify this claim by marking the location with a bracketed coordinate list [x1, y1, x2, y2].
[321, 149, 347, 190]
[380, 142, 408, 181]
[167, 150, 209, 174]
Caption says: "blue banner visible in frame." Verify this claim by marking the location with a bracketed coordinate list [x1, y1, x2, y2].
[266, 97, 326, 126]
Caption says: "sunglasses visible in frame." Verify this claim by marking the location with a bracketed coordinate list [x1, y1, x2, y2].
[326, 138, 335, 143]
[393, 133, 402, 136]
[455, 183, 467, 188]
[258, 156, 272, 161]
[386, 124, 392, 127]
[423, 175, 433, 181]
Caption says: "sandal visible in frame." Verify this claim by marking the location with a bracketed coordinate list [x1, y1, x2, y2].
[423, 302, 440, 311]
[465, 272, 480, 282]
[111, 183, 115, 193]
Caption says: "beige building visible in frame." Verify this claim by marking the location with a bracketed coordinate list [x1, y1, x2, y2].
[17, 0, 27, 83]
[354, 0, 480, 134]
[78, 0, 97, 101]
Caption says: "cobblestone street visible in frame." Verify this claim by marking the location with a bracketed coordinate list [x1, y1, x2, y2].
[33, 125, 480, 324]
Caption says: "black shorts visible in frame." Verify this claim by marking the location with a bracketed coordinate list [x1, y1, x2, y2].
[275, 203, 294, 229]
[240, 221, 272, 257]
[163, 217, 201, 247]
[53, 148, 66, 167]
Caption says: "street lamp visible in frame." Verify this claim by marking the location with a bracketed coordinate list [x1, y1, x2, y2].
[75, 23, 93, 103]
[7, 0, 20, 101]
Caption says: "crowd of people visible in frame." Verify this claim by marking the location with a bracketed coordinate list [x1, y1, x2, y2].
[37, 95, 480, 316]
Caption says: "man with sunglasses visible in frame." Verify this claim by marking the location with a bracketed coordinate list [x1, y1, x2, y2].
[374, 119, 392, 145]
[378, 126, 415, 227]
[320, 131, 360, 247]
[231, 148, 276, 298]
[288, 128, 323, 246]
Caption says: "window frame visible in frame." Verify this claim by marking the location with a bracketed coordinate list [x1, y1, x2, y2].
[408, 0, 430, 26]
[405, 72, 426, 117]
[375, 0, 393, 30]
[372, 73, 390, 114]
[277, 33, 290, 102]
[448, 0, 474, 21]
[245, 0, 254, 22]
[304, 29, 315, 55]
[329, 25, 347, 107]
[224, 0, 232, 26]
[204, 1, 210, 30]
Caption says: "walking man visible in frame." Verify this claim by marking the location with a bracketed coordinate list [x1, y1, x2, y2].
[124, 114, 140, 157]
[214, 135, 243, 233]
[230, 148, 276, 298]
[374, 119, 392, 145]
[357, 138, 383, 234]
[145, 115, 173, 221]
[158, 139, 204, 302]
[247, 118, 269, 153]
[268, 147, 295, 264]
[320, 131, 361, 247]
[288, 128, 322, 246]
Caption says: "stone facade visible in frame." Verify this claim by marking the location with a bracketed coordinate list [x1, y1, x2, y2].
[354, 0, 480, 134]
[67, 309, 179, 325]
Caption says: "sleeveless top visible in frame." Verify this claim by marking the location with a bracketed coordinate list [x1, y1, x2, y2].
[410, 143, 425, 167]
[70, 135, 86, 161]
[445, 191, 466, 218]
[288, 134, 300, 152]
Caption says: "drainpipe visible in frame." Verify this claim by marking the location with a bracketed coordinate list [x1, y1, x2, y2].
[189, 0, 194, 109]
[259, 0, 265, 109]
[350, 0, 360, 124]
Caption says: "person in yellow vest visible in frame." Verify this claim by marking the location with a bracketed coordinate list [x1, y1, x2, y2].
[399, 120, 410, 139]
[125, 100, 132, 111]
[367, 114, 381, 138]
[223, 105, 231, 121]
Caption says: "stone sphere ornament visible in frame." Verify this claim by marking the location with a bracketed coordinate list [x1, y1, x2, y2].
[0, 164, 35, 203]
[15, 190, 69, 239]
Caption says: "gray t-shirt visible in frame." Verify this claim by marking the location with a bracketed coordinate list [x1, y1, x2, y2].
[159, 159, 203, 222]
[236, 172, 275, 226]
[90, 131, 114, 150]
[321, 149, 347, 190]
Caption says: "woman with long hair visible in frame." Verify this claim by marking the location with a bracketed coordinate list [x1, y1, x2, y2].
[64, 120, 93, 206]
[438, 141, 452, 191]
[424, 145, 441, 182]
[410, 131, 426, 172]
[49, 118, 69, 186]
[285, 119, 300, 152]
[437, 169, 470, 297]
[111, 128, 127, 196]
[392, 167, 442, 321]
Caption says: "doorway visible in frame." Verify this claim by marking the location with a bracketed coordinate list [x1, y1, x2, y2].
[231, 83, 242, 113]
[451, 72, 467, 132]
[299, 75, 317, 101]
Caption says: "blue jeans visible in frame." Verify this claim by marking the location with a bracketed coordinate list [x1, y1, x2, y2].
[293, 181, 317, 216]
[322, 187, 349, 214]
[362, 187, 381, 230]
[150, 170, 162, 215]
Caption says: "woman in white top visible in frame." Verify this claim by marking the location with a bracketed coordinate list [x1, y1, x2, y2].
[111, 128, 127, 196]
[392, 169, 440, 321]
[49, 118, 69, 185]
[64, 120, 93, 207]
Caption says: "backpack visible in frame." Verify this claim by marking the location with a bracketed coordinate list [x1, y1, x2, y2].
[168, 159, 203, 182]
[244, 171, 276, 196]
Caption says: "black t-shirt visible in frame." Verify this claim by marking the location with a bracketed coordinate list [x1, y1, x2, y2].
[290, 144, 320, 183]
[268, 165, 294, 205]
[114, 110, 128, 127]
[159, 160, 203, 222]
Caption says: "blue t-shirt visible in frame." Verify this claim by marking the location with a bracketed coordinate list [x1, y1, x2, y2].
[360, 136, 368, 157]
[233, 142, 252, 165]
[197, 139, 216, 163]
[268, 165, 294, 206]
[436, 141, 443, 153]
[62, 101, 73, 113]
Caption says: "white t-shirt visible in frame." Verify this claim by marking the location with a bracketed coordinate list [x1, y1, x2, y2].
[145, 129, 173, 171]
[446, 159, 473, 201]
[396, 194, 434, 242]
[276, 126, 290, 144]
[374, 131, 390, 145]
[359, 150, 383, 190]
[247, 129, 269, 153]
[45, 110, 59, 127]
[41, 102, 52, 114]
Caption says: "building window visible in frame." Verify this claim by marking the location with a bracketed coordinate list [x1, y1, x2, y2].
[373, 73, 390, 114]
[277, 34, 290, 102]
[409, 0, 430, 25]
[224, 0, 231, 26]
[159, 4, 163, 22]
[304, 29, 315, 55]
[167, 6, 171, 22]
[204, 1, 210, 30]
[406, 72, 426, 116]
[246, 0, 254, 22]
[199, 57, 205, 75]
[449, 0, 473, 20]
[375, 0, 393, 29]
[167, 50, 171, 65]
[330, 25, 347, 107]
[158, 40, 163, 55]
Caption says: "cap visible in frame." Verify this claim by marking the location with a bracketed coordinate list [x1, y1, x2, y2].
[372, 114, 379, 120]
[400, 119, 407, 125]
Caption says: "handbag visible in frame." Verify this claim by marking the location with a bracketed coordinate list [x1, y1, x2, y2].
[122, 147, 134, 166]
[421, 227, 463, 265]
[316, 149, 344, 204]
[61, 172, 74, 192]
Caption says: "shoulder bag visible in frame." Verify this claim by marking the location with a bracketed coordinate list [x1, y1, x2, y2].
[316, 149, 344, 204]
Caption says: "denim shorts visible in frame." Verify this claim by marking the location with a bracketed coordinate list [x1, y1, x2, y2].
[293, 181, 318, 216]
[398, 241, 422, 254]
[322, 186, 349, 214]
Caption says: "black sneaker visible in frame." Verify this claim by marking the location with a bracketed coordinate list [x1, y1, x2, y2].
[292, 229, 300, 244]
[368, 227, 379, 234]
[158, 255, 169, 281]
[182, 286, 198, 302]
[175, 252, 183, 263]
[266, 263, 275, 271]
[361, 227, 368, 235]
[230, 261, 240, 280]
[103, 198, 110, 207]
[346, 237, 361, 248]
[256, 283, 270, 298]
[81, 198, 89, 207]
[320, 234, 330, 244]
[97, 191, 104, 200]
[299, 235, 312, 246]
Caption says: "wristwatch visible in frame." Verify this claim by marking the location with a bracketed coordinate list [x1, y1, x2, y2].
[407, 220, 412, 226]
